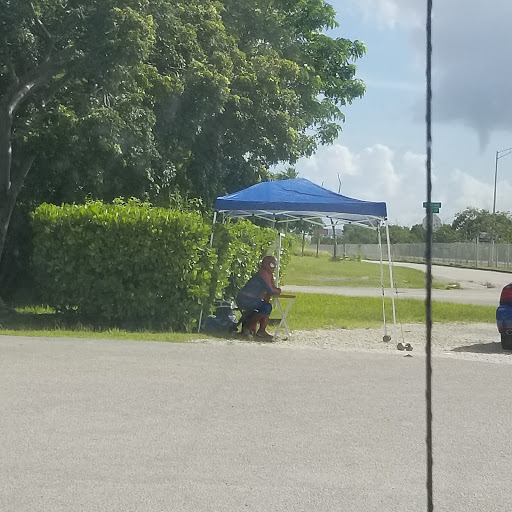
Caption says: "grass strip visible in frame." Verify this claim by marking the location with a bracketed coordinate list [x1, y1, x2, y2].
[271, 293, 495, 330]
[283, 253, 447, 289]
[0, 294, 495, 340]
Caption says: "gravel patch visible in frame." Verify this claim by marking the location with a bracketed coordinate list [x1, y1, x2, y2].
[203, 323, 512, 365]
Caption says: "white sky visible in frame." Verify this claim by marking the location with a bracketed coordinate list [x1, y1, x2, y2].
[289, 0, 512, 227]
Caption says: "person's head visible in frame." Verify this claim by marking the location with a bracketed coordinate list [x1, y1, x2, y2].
[261, 255, 277, 273]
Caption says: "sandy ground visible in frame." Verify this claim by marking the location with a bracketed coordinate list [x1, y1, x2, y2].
[206, 322, 512, 366]
[255, 265, 510, 364]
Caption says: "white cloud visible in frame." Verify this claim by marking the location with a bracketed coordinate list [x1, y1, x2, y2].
[345, 0, 422, 29]
[345, 0, 512, 146]
[448, 168, 512, 216]
[299, 144, 359, 180]
[362, 78, 424, 93]
[294, 142, 504, 226]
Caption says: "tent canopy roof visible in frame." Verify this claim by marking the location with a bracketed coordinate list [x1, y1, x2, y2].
[215, 178, 387, 228]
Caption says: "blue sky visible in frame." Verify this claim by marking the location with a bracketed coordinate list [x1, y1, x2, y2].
[290, 0, 512, 226]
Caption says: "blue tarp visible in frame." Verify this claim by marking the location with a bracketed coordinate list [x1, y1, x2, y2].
[215, 178, 387, 224]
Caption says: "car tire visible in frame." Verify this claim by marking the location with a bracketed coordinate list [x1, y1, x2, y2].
[501, 332, 512, 351]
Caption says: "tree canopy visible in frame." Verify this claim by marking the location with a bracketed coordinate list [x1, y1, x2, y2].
[0, 0, 367, 274]
[330, 207, 512, 245]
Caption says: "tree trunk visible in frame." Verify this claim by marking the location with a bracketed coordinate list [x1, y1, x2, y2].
[0, 104, 13, 269]
[0, 37, 70, 302]
[0, 152, 35, 268]
[0, 103, 35, 270]
[0, 190, 15, 268]
[0, 57, 62, 269]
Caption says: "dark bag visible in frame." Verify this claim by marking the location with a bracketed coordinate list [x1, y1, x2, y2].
[204, 315, 238, 334]
[203, 301, 238, 334]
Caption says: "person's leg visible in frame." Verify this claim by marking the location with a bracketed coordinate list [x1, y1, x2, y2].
[256, 302, 273, 337]
[241, 311, 257, 335]
[237, 298, 260, 335]
[247, 311, 260, 334]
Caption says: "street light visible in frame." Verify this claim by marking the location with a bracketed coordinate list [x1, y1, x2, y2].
[491, 147, 512, 266]
[493, 147, 512, 216]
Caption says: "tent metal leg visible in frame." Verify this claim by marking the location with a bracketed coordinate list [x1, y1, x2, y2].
[384, 220, 397, 340]
[276, 232, 283, 287]
[377, 225, 390, 341]
[209, 211, 217, 246]
[198, 211, 217, 333]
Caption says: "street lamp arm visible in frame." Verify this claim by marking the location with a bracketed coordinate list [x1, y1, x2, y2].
[497, 147, 512, 160]
[491, 146, 512, 266]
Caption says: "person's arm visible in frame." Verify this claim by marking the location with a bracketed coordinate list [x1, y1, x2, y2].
[259, 270, 281, 295]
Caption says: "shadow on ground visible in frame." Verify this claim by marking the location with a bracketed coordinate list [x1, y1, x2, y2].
[452, 342, 512, 355]
[0, 309, 66, 331]
[0, 309, 179, 333]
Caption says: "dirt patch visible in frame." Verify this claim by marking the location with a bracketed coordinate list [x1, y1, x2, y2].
[202, 323, 512, 365]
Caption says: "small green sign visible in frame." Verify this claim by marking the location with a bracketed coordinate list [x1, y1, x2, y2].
[423, 202, 441, 208]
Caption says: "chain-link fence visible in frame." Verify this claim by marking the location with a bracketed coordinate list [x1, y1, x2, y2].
[313, 242, 512, 269]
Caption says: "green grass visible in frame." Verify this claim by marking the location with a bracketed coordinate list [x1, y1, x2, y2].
[0, 307, 212, 342]
[282, 253, 443, 288]
[0, 293, 495, 341]
[0, 253, 495, 339]
[271, 294, 495, 330]
[0, 327, 209, 342]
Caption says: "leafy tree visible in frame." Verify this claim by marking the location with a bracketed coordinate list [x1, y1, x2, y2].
[386, 225, 417, 244]
[452, 207, 493, 241]
[340, 224, 378, 244]
[0, 0, 367, 301]
[450, 207, 512, 243]
[409, 223, 462, 243]
[0, 0, 157, 267]
[491, 212, 512, 243]
[272, 166, 299, 181]
[409, 224, 426, 242]
[433, 224, 462, 243]
[151, 0, 367, 204]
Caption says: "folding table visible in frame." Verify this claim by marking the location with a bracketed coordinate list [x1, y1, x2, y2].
[273, 294, 296, 336]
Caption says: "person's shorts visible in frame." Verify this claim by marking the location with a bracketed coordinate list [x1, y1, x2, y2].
[237, 297, 272, 316]
[256, 301, 272, 315]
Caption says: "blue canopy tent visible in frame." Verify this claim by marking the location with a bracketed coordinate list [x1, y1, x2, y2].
[215, 178, 387, 228]
[209, 178, 397, 340]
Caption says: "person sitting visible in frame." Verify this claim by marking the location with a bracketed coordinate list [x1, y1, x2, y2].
[236, 256, 281, 339]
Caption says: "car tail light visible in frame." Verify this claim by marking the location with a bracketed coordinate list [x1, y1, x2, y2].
[500, 284, 512, 305]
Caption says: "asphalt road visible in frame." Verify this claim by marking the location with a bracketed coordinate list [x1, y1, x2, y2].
[282, 263, 512, 306]
[2, 335, 512, 512]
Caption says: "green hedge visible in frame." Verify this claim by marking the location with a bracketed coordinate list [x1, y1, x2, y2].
[32, 199, 217, 330]
[31, 200, 291, 330]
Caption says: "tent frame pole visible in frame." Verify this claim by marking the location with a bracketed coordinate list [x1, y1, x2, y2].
[276, 232, 283, 287]
[384, 220, 397, 339]
[198, 211, 218, 333]
[377, 225, 388, 338]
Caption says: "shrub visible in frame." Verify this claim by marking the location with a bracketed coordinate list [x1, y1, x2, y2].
[31, 200, 292, 331]
[31, 199, 216, 331]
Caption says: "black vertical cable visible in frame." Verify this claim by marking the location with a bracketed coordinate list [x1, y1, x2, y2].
[425, 0, 434, 510]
